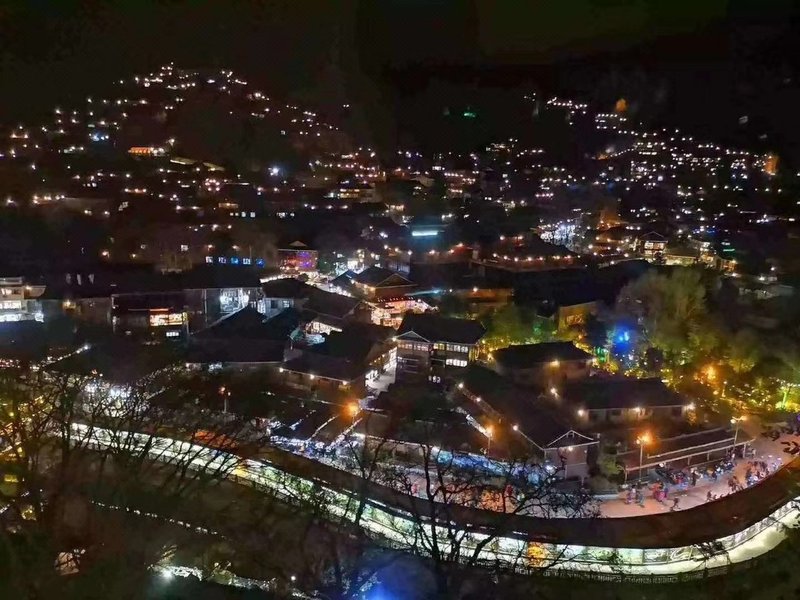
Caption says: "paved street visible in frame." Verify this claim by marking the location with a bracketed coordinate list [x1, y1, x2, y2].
[600, 416, 800, 517]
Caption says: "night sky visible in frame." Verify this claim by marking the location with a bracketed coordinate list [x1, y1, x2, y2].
[2, 1, 799, 157]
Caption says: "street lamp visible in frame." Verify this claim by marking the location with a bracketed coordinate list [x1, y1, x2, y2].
[348, 402, 359, 426]
[636, 432, 651, 483]
[219, 386, 230, 414]
[731, 415, 747, 447]
[485, 424, 493, 454]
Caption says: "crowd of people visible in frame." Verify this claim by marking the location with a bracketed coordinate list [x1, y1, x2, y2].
[623, 453, 782, 511]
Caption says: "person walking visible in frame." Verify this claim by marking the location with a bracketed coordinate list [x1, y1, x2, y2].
[636, 487, 645, 508]
[671, 497, 680, 512]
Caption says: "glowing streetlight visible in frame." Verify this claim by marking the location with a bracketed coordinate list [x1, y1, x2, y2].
[219, 386, 230, 413]
[731, 415, 747, 447]
[636, 432, 651, 483]
[348, 402, 359, 425]
[485, 424, 493, 453]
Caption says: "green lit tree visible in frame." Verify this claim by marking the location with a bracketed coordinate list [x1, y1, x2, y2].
[725, 328, 762, 375]
[616, 268, 709, 365]
[438, 293, 470, 318]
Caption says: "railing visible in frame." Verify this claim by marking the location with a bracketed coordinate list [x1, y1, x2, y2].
[531, 556, 764, 584]
[70, 422, 800, 582]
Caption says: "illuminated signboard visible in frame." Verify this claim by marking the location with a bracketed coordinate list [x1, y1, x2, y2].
[149, 312, 184, 327]
[206, 256, 265, 267]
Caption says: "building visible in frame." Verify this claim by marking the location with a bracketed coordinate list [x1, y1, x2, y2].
[395, 313, 485, 383]
[108, 266, 262, 340]
[280, 323, 395, 400]
[49, 340, 180, 415]
[302, 288, 370, 336]
[39, 274, 112, 326]
[278, 240, 318, 274]
[637, 231, 667, 262]
[460, 365, 597, 479]
[540, 298, 600, 331]
[350, 266, 416, 301]
[112, 292, 187, 341]
[259, 277, 369, 333]
[188, 306, 299, 369]
[493, 342, 593, 389]
[664, 245, 699, 266]
[355, 385, 488, 460]
[618, 427, 754, 481]
[260, 278, 314, 317]
[562, 377, 692, 427]
[0, 277, 45, 323]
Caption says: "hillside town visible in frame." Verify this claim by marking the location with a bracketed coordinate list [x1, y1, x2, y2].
[2, 62, 800, 598]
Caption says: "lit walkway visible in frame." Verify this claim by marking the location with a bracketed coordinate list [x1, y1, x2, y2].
[601, 418, 800, 517]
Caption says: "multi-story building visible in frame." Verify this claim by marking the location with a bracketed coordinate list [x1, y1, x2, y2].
[637, 231, 667, 262]
[395, 313, 485, 383]
[0, 277, 45, 322]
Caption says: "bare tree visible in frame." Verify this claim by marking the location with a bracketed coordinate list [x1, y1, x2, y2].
[0, 367, 268, 597]
[326, 413, 599, 598]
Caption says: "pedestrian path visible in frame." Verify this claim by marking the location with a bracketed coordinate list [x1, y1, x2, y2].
[600, 418, 800, 518]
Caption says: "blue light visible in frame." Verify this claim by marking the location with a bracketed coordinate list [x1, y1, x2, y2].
[411, 230, 438, 237]
[366, 585, 392, 600]
[230, 257, 240, 265]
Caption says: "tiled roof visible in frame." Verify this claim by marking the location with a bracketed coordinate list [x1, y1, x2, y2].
[353, 266, 413, 288]
[397, 312, 485, 344]
[262, 278, 313, 299]
[495, 342, 592, 368]
[563, 376, 686, 410]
